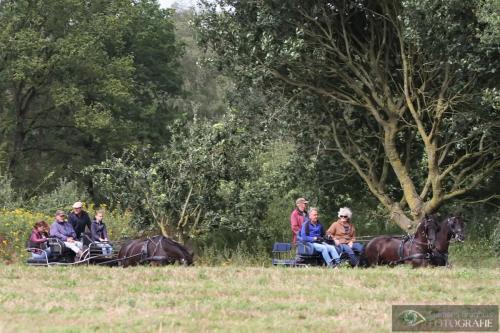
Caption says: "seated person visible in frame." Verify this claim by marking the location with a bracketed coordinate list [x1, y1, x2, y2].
[299, 207, 340, 268]
[28, 220, 51, 260]
[50, 210, 84, 259]
[67, 201, 92, 239]
[326, 207, 364, 266]
[90, 210, 113, 256]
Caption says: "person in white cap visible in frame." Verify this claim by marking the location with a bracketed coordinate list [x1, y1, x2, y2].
[290, 197, 309, 244]
[67, 201, 91, 239]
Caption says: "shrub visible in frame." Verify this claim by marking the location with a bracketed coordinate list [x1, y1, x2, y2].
[27, 178, 89, 215]
[0, 172, 20, 210]
[0, 209, 51, 262]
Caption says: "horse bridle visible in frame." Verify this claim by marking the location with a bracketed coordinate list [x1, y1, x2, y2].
[446, 217, 464, 241]
[391, 218, 437, 265]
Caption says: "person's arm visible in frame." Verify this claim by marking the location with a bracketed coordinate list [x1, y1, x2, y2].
[290, 211, 301, 236]
[350, 224, 356, 243]
[50, 224, 67, 241]
[66, 223, 77, 240]
[328, 222, 340, 245]
[102, 224, 109, 241]
[299, 222, 316, 242]
[85, 213, 92, 233]
[67, 214, 76, 230]
[29, 231, 47, 245]
[90, 222, 99, 241]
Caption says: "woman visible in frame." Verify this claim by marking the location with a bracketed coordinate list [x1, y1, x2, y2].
[29, 220, 51, 260]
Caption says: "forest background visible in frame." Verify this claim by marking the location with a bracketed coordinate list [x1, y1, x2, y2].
[0, 0, 498, 263]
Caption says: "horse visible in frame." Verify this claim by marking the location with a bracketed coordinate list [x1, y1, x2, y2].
[429, 215, 465, 266]
[117, 235, 194, 267]
[362, 214, 440, 267]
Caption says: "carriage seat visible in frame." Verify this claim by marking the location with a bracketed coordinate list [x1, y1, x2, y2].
[271, 242, 296, 266]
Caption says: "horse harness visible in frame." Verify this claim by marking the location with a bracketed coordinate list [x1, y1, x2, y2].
[139, 236, 174, 264]
[389, 219, 439, 265]
[389, 234, 432, 266]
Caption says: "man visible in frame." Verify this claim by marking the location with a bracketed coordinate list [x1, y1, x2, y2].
[290, 197, 308, 244]
[68, 201, 91, 239]
[50, 210, 84, 259]
[299, 207, 340, 268]
[326, 207, 364, 266]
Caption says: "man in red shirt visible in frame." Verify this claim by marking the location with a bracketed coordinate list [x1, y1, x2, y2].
[290, 197, 308, 244]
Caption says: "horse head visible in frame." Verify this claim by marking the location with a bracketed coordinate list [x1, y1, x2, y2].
[420, 214, 440, 250]
[159, 236, 194, 266]
[445, 215, 465, 242]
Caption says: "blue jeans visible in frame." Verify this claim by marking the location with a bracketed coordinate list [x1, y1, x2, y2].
[311, 242, 340, 266]
[337, 243, 364, 266]
[31, 248, 51, 261]
[96, 243, 113, 256]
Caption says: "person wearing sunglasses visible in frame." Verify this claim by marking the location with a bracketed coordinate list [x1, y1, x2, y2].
[326, 207, 363, 266]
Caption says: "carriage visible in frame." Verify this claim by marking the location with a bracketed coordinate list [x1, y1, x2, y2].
[26, 234, 122, 266]
[26, 233, 194, 267]
[271, 235, 375, 267]
[272, 214, 465, 268]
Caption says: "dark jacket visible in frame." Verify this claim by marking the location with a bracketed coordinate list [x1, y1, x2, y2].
[68, 210, 91, 239]
[90, 220, 109, 242]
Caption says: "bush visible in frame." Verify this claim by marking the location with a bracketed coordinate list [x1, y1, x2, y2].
[27, 178, 89, 215]
[0, 206, 138, 263]
[0, 172, 20, 210]
[0, 209, 51, 262]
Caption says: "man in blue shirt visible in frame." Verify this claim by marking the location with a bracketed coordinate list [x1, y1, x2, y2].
[299, 207, 340, 268]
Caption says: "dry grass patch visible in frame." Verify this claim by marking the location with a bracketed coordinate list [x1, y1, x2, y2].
[0, 265, 498, 332]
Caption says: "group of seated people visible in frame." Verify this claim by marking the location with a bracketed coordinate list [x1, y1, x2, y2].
[28, 201, 112, 261]
[291, 197, 363, 268]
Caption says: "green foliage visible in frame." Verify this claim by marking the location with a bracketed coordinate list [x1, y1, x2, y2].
[0, 172, 20, 210]
[0, 209, 51, 262]
[0, 0, 184, 189]
[26, 179, 88, 216]
[196, 0, 500, 230]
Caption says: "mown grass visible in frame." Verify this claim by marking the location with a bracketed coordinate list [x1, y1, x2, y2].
[0, 263, 498, 333]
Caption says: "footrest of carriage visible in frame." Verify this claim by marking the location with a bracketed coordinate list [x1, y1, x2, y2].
[272, 258, 296, 266]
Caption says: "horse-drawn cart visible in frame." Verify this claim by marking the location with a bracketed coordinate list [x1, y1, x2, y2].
[26, 234, 194, 267]
[272, 235, 377, 267]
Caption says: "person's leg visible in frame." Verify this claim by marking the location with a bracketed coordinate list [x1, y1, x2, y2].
[323, 243, 340, 264]
[98, 243, 113, 255]
[340, 244, 358, 266]
[64, 241, 80, 254]
[104, 244, 113, 255]
[31, 250, 49, 260]
[352, 242, 363, 255]
[311, 243, 333, 265]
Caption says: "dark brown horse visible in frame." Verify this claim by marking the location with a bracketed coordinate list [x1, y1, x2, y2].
[429, 215, 465, 266]
[118, 235, 194, 267]
[362, 215, 440, 267]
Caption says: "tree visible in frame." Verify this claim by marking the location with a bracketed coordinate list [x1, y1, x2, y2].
[0, 0, 183, 188]
[197, 0, 500, 230]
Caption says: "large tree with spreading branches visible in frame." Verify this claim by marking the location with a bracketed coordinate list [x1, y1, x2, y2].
[197, 0, 499, 230]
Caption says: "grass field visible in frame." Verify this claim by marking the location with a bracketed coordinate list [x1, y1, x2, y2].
[0, 262, 498, 333]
